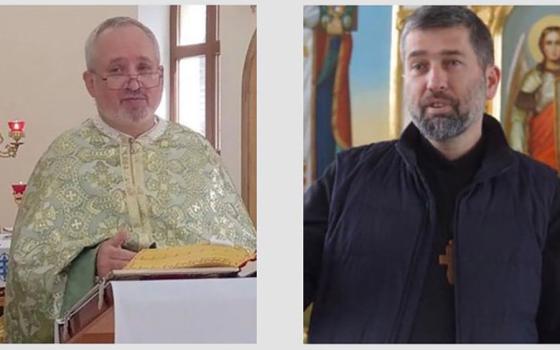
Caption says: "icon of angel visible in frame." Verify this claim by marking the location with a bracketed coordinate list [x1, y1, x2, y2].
[504, 16, 560, 171]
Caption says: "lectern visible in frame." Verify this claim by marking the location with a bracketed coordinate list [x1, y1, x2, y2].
[55, 274, 256, 343]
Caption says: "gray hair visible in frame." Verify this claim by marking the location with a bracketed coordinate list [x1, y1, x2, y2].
[85, 16, 160, 71]
[400, 6, 494, 69]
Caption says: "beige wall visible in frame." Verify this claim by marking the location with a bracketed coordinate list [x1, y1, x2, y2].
[138, 6, 170, 120]
[0, 6, 137, 227]
[219, 6, 257, 193]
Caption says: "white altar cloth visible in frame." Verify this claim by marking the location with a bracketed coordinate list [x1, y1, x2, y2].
[111, 277, 256, 343]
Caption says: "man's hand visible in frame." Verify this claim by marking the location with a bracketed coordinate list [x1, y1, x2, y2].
[96, 231, 137, 278]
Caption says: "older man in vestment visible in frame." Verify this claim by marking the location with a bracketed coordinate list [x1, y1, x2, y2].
[5, 17, 256, 342]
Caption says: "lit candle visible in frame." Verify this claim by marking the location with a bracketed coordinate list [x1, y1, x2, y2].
[12, 182, 27, 195]
[8, 120, 25, 132]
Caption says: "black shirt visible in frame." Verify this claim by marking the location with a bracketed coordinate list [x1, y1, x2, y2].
[409, 133, 486, 342]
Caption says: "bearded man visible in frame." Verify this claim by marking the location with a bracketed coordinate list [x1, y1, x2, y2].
[304, 6, 560, 343]
[5, 17, 256, 342]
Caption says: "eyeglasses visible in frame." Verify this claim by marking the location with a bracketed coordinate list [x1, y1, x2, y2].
[95, 71, 162, 90]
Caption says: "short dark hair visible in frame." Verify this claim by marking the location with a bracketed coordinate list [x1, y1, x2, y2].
[400, 6, 494, 69]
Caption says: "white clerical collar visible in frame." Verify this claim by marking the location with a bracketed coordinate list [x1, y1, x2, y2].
[92, 114, 168, 144]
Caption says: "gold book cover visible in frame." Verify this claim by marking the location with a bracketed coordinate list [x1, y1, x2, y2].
[124, 244, 256, 270]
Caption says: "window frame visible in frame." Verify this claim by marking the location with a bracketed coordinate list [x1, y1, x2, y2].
[170, 5, 220, 149]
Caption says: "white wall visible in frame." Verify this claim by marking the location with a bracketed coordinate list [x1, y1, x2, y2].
[0, 6, 137, 228]
[219, 6, 256, 192]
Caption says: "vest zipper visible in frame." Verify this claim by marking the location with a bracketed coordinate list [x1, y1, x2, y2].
[452, 183, 479, 342]
[452, 191, 464, 341]
[390, 168, 437, 341]
[453, 166, 511, 341]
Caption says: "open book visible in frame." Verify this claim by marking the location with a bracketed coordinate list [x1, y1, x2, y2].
[110, 243, 257, 279]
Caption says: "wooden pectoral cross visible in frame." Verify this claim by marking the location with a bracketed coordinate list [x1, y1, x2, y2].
[438, 240, 454, 285]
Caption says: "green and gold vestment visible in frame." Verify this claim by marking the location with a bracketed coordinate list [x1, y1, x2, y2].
[5, 116, 256, 342]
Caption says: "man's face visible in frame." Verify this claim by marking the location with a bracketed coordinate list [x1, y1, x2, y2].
[542, 30, 560, 62]
[83, 25, 162, 125]
[402, 26, 499, 141]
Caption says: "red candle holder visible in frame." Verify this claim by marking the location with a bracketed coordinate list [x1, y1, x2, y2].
[8, 120, 25, 144]
[1, 120, 26, 157]
[8, 120, 25, 133]
[12, 182, 27, 206]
